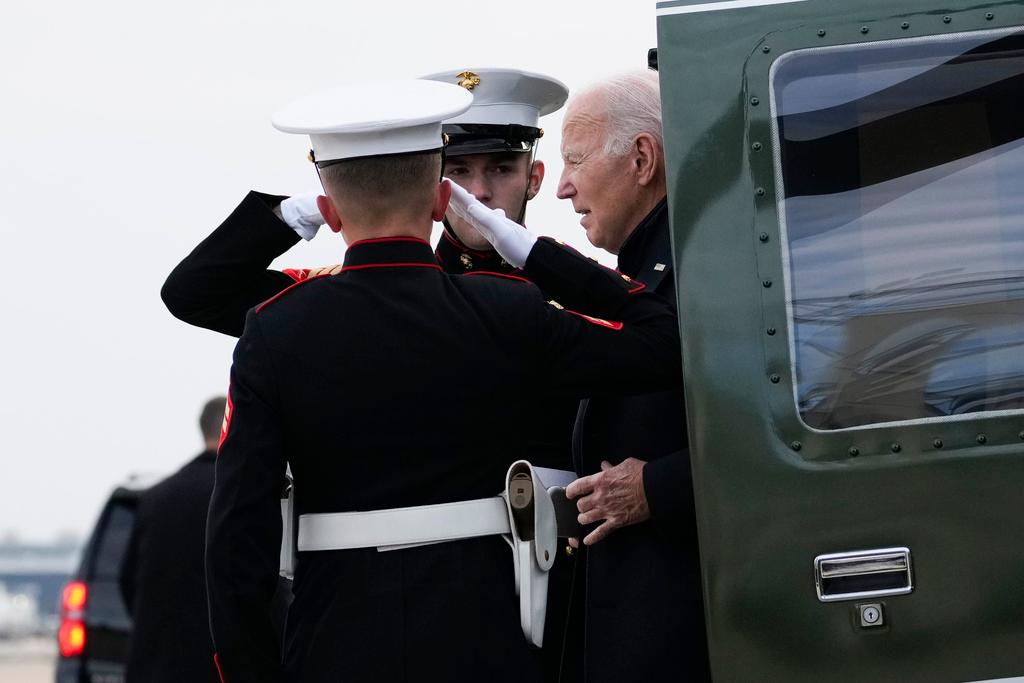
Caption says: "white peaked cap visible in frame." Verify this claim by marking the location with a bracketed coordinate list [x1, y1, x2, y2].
[271, 80, 473, 163]
[419, 68, 569, 128]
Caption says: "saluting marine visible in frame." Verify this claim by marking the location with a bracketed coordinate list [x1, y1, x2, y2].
[162, 70, 580, 681]
[204, 79, 683, 681]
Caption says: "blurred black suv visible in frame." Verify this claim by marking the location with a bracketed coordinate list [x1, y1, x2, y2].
[55, 476, 158, 683]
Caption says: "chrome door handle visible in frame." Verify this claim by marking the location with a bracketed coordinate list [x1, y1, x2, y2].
[814, 547, 913, 602]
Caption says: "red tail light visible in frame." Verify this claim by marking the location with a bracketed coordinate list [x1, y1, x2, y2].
[58, 620, 86, 657]
[62, 581, 88, 613]
[58, 581, 88, 658]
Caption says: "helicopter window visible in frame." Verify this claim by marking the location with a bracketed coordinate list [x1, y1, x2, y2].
[770, 27, 1024, 430]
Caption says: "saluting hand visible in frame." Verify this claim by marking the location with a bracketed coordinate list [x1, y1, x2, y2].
[566, 458, 651, 546]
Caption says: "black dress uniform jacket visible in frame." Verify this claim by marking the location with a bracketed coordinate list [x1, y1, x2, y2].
[119, 450, 221, 683]
[526, 200, 710, 682]
[162, 193, 576, 472]
[162, 194, 578, 680]
[206, 235, 682, 683]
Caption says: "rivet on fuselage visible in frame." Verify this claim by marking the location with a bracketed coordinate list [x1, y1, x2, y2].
[791, 441, 802, 451]
[756, 187, 766, 197]
[763, 279, 773, 288]
[848, 447, 859, 457]
[766, 327, 776, 336]
[977, 434, 987, 444]
[759, 232, 770, 243]
[985, 12, 994, 20]
[943, 15, 952, 23]
[817, 29, 827, 37]
[762, 45, 771, 53]
[750, 96, 760, 106]
[891, 443, 902, 453]
[770, 374, 781, 384]
[752, 142, 763, 152]
[933, 439, 943, 449]
[860, 26, 870, 34]
[901, 21, 910, 30]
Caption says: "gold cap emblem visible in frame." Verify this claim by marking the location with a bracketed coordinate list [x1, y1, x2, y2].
[456, 71, 481, 90]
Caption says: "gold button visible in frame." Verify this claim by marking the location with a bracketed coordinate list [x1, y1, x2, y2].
[564, 545, 575, 558]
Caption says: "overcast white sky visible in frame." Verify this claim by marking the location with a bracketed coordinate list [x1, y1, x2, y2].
[0, 1, 659, 542]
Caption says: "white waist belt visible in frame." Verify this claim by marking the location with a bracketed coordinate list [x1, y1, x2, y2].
[297, 497, 510, 552]
[290, 461, 573, 648]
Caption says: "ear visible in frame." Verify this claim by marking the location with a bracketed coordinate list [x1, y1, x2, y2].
[316, 195, 344, 233]
[432, 179, 452, 222]
[633, 133, 662, 187]
[525, 159, 545, 200]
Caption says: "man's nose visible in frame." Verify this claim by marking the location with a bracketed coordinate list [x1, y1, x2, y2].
[556, 169, 574, 200]
[467, 176, 492, 203]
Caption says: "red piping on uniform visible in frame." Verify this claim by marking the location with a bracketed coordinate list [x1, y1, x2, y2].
[626, 280, 646, 294]
[214, 653, 226, 683]
[464, 271, 531, 284]
[347, 237, 431, 248]
[217, 390, 233, 454]
[255, 274, 330, 313]
[565, 309, 625, 330]
[338, 263, 443, 273]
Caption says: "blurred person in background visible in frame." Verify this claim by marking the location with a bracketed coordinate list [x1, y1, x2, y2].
[118, 396, 225, 683]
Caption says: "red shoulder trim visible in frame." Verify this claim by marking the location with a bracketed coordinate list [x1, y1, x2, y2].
[565, 309, 624, 331]
[255, 274, 330, 313]
[347, 237, 431, 248]
[464, 270, 531, 284]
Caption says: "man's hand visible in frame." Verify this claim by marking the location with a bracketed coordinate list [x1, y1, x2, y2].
[278, 194, 325, 241]
[443, 180, 536, 267]
[565, 458, 651, 546]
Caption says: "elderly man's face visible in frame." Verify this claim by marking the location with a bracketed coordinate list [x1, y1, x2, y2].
[557, 110, 638, 254]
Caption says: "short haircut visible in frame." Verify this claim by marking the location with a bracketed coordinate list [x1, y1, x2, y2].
[319, 151, 442, 218]
[578, 70, 664, 157]
[199, 396, 227, 444]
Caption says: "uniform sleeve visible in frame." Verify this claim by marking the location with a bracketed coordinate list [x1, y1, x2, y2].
[530, 280, 683, 399]
[161, 191, 302, 337]
[523, 237, 648, 316]
[205, 313, 287, 683]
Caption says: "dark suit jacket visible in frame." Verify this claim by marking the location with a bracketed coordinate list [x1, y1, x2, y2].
[526, 200, 711, 683]
[119, 451, 220, 683]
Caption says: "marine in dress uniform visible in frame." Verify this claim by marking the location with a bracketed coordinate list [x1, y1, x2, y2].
[161, 70, 579, 680]
[205, 79, 683, 683]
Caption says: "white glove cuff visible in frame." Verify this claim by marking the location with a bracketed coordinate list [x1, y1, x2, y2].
[279, 195, 324, 241]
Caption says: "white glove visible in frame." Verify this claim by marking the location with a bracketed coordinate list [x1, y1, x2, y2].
[445, 180, 537, 269]
[278, 194, 325, 241]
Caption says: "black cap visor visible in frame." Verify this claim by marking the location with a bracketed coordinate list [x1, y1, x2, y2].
[443, 123, 542, 157]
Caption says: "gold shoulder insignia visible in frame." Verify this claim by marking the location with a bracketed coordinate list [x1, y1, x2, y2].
[548, 300, 564, 310]
[457, 71, 481, 90]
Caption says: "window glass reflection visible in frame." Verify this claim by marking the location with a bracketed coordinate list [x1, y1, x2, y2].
[772, 29, 1024, 429]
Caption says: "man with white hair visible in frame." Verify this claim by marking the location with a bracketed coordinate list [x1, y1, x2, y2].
[452, 70, 709, 681]
[557, 69, 709, 682]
